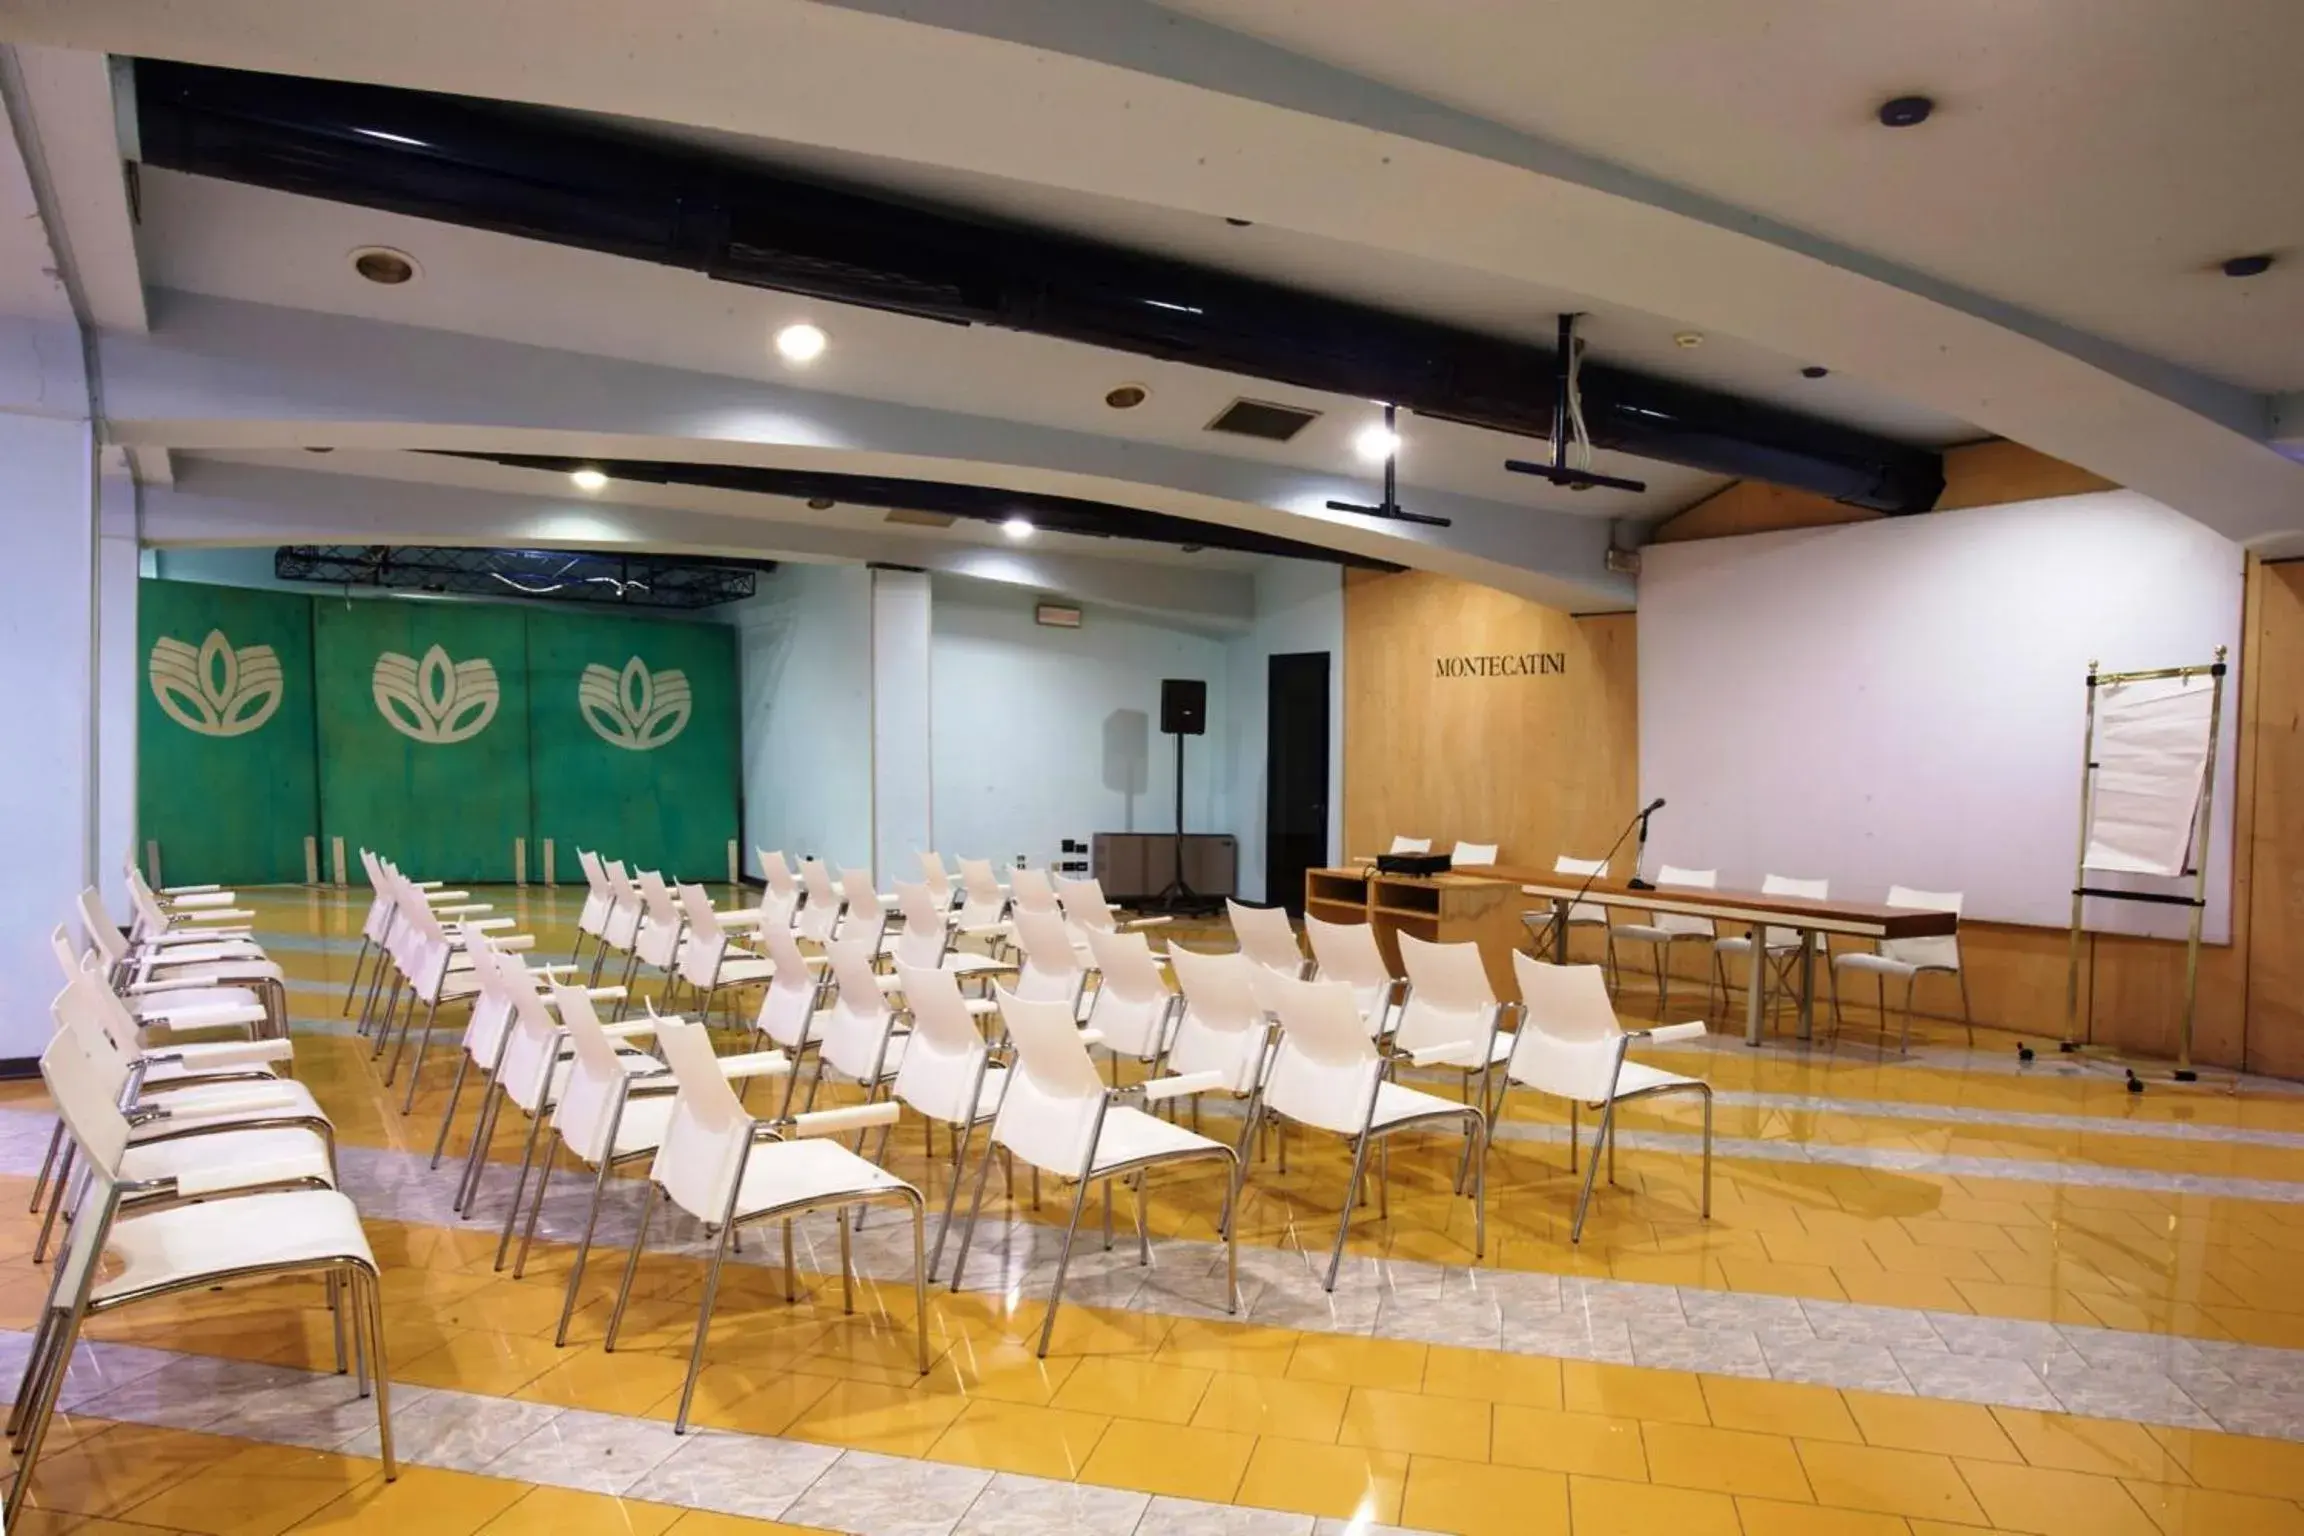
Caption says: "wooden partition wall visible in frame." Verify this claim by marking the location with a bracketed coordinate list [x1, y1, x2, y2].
[1341, 480, 2304, 1075]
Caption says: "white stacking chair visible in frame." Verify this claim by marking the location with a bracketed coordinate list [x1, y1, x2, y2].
[630, 870, 693, 1005]
[839, 866, 893, 950]
[1082, 926, 1181, 1081]
[1055, 873, 1170, 944]
[1608, 865, 1720, 1017]
[1523, 854, 1618, 982]
[1009, 866, 1059, 917]
[1509, 953, 1712, 1241]
[676, 881, 774, 1023]
[751, 919, 836, 1116]
[590, 859, 648, 989]
[347, 849, 446, 1015]
[379, 892, 523, 1113]
[888, 880, 1013, 983]
[1248, 972, 1490, 1290]
[1303, 914, 1405, 1039]
[1711, 874, 1828, 1022]
[1011, 904, 1093, 1017]
[80, 887, 289, 1038]
[796, 859, 845, 946]
[1831, 886, 1971, 1052]
[1395, 933, 1515, 1120]
[429, 927, 610, 1177]
[1226, 899, 1307, 980]
[123, 866, 254, 943]
[803, 938, 910, 1134]
[605, 1017, 924, 1431]
[1162, 947, 1277, 1134]
[756, 848, 803, 931]
[891, 962, 1012, 1277]
[953, 858, 1013, 942]
[525, 985, 789, 1336]
[949, 988, 1236, 1355]
[571, 849, 615, 970]
[918, 852, 959, 912]
[1387, 836, 1431, 855]
[52, 924, 268, 1049]
[1450, 841, 1499, 867]
[9, 1027, 392, 1527]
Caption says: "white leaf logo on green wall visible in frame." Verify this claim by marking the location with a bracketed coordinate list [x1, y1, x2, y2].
[149, 629, 284, 738]
[374, 645, 499, 744]
[579, 656, 691, 751]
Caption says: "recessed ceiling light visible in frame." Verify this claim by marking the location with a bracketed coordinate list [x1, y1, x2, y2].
[571, 468, 608, 492]
[1801, 365, 1831, 379]
[1673, 331, 1704, 349]
[1353, 422, 1400, 462]
[350, 246, 418, 285]
[1002, 515, 1036, 541]
[1877, 95, 1935, 128]
[2221, 254, 2276, 278]
[806, 496, 836, 510]
[1105, 383, 1150, 409]
[775, 322, 828, 363]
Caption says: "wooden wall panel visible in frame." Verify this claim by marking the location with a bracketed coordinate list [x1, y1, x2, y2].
[2245, 561, 2304, 1077]
[1343, 569, 1636, 870]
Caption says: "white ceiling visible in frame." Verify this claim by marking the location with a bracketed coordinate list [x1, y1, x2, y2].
[133, 169, 1724, 522]
[1157, 0, 2304, 394]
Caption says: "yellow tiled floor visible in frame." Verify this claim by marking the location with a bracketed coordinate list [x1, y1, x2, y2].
[13, 885, 2304, 1533]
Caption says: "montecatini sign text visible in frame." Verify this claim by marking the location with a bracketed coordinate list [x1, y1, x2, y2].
[1435, 651, 1567, 679]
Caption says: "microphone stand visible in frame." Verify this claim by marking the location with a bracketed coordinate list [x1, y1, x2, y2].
[1626, 804, 1658, 891]
[1546, 801, 1655, 962]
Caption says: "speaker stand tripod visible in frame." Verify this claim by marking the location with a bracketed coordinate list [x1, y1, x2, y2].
[1154, 730, 1207, 914]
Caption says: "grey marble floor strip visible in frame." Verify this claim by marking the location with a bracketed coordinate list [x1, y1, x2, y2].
[0, 1331, 1415, 1536]
[3, 1107, 2297, 1442]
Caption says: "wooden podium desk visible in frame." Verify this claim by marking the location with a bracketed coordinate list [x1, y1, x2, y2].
[1304, 866, 1527, 999]
[1484, 868, 1959, 1048]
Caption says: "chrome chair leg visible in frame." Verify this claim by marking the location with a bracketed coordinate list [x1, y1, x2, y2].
[1036, 1171, 1097, 1357]
[603, 1181, 660, 1352]
[555, 1152, 619, 1344]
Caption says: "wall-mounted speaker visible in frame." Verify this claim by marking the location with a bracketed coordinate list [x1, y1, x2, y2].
[1160, 678, 1207, 735]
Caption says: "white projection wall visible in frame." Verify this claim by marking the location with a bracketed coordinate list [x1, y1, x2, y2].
[1638, 492, 2242, 938]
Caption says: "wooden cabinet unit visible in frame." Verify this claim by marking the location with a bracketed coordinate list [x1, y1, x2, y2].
[1304, 866, 1529, 999]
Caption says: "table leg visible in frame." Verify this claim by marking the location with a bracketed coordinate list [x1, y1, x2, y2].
[1553, 898, 1569, 965]
[1745, 924, 1766, 1048]
[1797, 931, 1817, 1041]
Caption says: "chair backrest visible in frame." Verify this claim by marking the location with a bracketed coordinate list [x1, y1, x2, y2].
[796, 860, 843, 945]
[602, 861, 645, 949]
[676, 883, 734, 988]
[1388, 835, 1430, 854]
[636, 870, 685, 965]
[990, 986, 1106, 1175]
[1882, 885, 1963, 971]
[1226, 900, 1304, 979]
[1010, 904, 1086, 1007]
[1009, 866, 1057, 915]
[1451, 841, 1499, 866]
[758, 849, 798, 901]
[49, 925, 85, 985]
[547, 983, 652, 1165]
[1644, 865, 1719, 937]
[1054, 875, 1117, 935]
[918, 852, 954, 909]
[359, 850, 398, 942]
[1164, 945, 1269, 1093]
[1507, 953, 1632, 1101]
[122, 868, 172, 939]
[456, 921, 521, 1069]
[1756, 874, 1828, 949]
[1083, 926, 1172, 1059]
[498, 950, 571, 1112]
[576, 849, 613, 938]
[955, 858, 1007, 928]
[1302, 914, 1396, 1029]
[76, 887, 129, 969]
[821, 937, 897, 1081]
[753, 920, 825, 1050]
[1394, 933, 1498, 1057]
[839, 867, 883, 933]
[889, 879, 951, 970]
[892, 961, 991, 1126]
[1553, 854, 1610, 926]
[649, 1017, 753, 1223]
[1253, 972, 1384, 1136]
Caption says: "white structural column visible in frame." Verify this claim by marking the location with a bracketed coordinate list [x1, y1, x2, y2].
[0, 412, 97, 1061]
[96, 470, 138, 909]
[869, 568, 933, 890]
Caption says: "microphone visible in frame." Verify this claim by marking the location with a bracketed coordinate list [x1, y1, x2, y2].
[1626, 797, 1665, 890]
[1550, 799, 1663, 955]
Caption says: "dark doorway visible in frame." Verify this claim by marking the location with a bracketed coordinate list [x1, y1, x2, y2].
[1265, 651, 1332, 915]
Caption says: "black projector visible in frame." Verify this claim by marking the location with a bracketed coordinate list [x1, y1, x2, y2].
[1375, 853, 1453, 877]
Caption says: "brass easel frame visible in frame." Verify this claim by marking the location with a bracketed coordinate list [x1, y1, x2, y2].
[2061, 647, 2228, 1082]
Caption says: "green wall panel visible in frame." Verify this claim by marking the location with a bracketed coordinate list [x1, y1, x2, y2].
[137, 579, 318, 885]
[524, 609, 738, 880]
[314, 599, 532, 882]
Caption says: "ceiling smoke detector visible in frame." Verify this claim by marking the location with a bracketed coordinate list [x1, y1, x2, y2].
[1673, 332, 1704, 349]
[1876, 95, 1935, 128]
[350, 246, 418, 285]
[1105, 383, 1151, 410]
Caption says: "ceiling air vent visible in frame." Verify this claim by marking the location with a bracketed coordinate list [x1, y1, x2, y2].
[1206, 398, 1321, 443]
[884, 508, 957, 529]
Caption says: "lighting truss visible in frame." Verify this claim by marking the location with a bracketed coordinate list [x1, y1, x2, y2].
[272, 546, 766, 609]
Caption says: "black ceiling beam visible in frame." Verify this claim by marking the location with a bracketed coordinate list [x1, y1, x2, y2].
[134, 60, 1946, 514]
[426, 451, 1404, 569]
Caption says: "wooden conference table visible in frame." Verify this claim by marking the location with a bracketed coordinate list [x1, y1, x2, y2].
[1472, 869, 1961, 1048]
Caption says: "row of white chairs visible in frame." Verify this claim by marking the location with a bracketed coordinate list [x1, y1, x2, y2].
[16, 876, 396, 1524]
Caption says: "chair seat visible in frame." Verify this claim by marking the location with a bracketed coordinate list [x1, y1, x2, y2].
[942, 953, 1014, 978]
[88, 1188, 374, 1304]
[138, 1076, 328, 1133]
[1614, 1060, 1704, 1099]
[1089, 1104, 1230, 1178]
[128, 985, 260, 1021]
[1369, 1080, 1479, 1133]
[1834, 952, 1934, 979]
[146, 942, 267, 968]
[731, 1137, 913, 1222]
[1611, 924, 1709, 945]
[1411, 1031, 1515, 1071]
[119, 1126, 335, 1195]
[711, 957, 776, 985]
